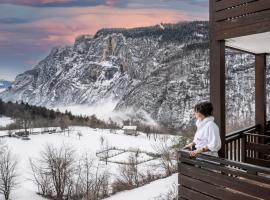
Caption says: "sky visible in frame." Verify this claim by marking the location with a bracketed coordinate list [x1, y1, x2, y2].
[0, 0, 209, 81]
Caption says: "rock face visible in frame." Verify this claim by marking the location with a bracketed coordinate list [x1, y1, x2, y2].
[1, 21, 268, 129]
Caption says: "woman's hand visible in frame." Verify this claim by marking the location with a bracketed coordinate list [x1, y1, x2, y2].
[189, 149, 203, 157]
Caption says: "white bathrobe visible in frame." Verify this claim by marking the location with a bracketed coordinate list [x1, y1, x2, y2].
[193, 116, 221, 157]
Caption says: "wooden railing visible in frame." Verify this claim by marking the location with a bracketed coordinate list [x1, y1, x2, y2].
[225, 125, 259, 162]
[178, 150, 270, 200]
[225, 124, 270, 167]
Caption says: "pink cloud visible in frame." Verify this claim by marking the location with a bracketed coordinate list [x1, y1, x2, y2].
[0, 5, 207, 65]
[105, 0, 118, 7]
[17, 6, 199, 46]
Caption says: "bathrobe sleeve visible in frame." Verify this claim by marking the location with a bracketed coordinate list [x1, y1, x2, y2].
[206, 122, 221, 152]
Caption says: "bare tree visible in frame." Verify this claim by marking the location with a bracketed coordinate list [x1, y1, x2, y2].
[71, 156, 110, 200]
[59, 116, 70, 134]
[31, 145, 110, 200]
[77, 131, 82, 140]
[91, 163, 110, 200]
[100, 137, 110, 165]
[0, 150, 18, 200]
[152, 139, 177, 176]
[29, 159, 52, 196]
[112, 152, 141, 193]
[153, 183, 178, 200]
[30, 144, 75, 199]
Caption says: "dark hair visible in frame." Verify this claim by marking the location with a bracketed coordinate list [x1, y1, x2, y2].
[194, 102, 213, 117]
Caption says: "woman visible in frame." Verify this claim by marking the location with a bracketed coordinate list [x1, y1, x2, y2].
[184, 102, 221, 157]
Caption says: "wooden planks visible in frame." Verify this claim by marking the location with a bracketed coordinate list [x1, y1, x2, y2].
[215, 0, 258, 12]
[179, 185, 217, 200]
[178, 150, 270, 200]
[215, 9, 270, 32]
[179, 174, 259, 200]
[179, 163, 270, 199]
[179, 150, 270, 183]
[215, 19, 270, 40]
[215, 0, 270, 22]
[210, 0, 270, 39]
[246, 142, 270, 154]
[246, 157, 270, 168]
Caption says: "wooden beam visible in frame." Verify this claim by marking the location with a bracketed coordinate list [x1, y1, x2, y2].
[210, 0, 226, 158]
[255, 54, 266, 133]
[215, 20, 270, 40]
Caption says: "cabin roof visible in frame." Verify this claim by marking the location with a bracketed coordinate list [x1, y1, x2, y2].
[122, 126, 137, 130]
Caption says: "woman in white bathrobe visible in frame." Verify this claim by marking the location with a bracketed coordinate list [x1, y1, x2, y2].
[184, 102, 221, 157]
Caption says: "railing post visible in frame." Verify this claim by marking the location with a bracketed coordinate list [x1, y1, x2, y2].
[255, 54, 266, 135]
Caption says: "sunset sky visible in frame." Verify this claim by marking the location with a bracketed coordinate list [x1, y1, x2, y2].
[0, 0, 209, 81]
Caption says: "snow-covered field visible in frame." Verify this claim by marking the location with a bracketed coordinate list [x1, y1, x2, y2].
[0, 126, 178, 200]
[0, 88, 6, 93]
[0, 116, 14, 128]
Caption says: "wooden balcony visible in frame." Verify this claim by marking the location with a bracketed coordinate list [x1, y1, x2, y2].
[178, 1, 270, 199]
[178, 125, 270, 200]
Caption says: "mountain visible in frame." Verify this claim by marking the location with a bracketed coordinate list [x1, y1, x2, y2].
[0, 21, 266, 129]
[0, 79, 12, 93]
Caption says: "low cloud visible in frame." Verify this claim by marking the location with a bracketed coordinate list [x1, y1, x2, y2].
[54, 98, 158, 126]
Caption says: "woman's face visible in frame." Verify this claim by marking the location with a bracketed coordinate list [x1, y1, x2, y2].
[195, 111, 205, 121]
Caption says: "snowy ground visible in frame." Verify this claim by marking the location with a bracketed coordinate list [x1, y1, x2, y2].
[0, 126, 178, 200]
[0, 88, 5, 93]
[0, 116, 14, 128]
[105, 174, 178, 200]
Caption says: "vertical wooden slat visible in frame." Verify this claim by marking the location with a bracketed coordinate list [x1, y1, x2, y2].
[210, 0, 226, 158]
[233, 140, 237, 161]
[237, 138, 241, 162]
[241, 135, 246, 162]
[255, 54, 266, 135]
[225, 143, 228, 159]
[230, 143, 233, 160]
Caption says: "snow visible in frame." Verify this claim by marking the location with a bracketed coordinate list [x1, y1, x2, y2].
[0, 126, 177, 200]
[0, 116, 14, 127]
[0, 88, 5, 93]
[105, 174, 178, 200]
[107, 152, 153, 163]
[159, 23, 165, 30]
